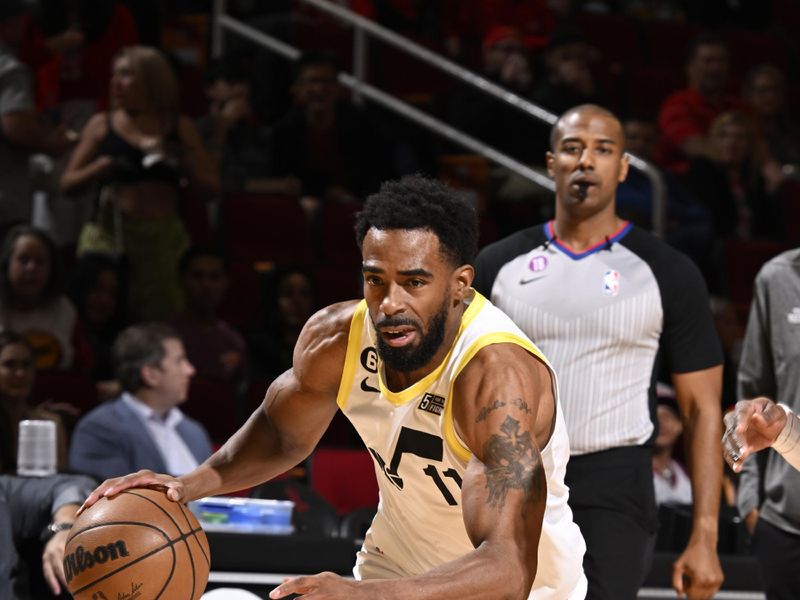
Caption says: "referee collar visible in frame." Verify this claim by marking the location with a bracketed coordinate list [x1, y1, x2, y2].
[544, 220, 632, 260]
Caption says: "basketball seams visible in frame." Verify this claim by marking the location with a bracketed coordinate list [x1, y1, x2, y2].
[67, 490, 210, 600]
[177, 502, 211, 566]
[127, 489, 199, 599]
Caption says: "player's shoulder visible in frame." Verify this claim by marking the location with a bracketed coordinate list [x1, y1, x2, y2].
[296, 300, 361, 361]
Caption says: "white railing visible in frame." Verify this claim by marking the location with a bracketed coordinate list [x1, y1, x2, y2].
[212, 0, 667, 235]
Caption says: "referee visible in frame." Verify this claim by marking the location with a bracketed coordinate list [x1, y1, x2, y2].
[475, 104, 724, 600]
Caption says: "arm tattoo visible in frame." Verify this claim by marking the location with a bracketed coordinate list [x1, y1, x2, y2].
[475, 399, 506, 423]
[511, 398, 531, 414]
[482, 415, 543, 518]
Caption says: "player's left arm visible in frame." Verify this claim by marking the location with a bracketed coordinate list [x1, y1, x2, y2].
[671, 365, 724, 600]
[268, 342, 549, 600]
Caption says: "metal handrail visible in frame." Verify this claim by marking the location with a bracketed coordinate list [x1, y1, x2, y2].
[212, 0, 667, 234]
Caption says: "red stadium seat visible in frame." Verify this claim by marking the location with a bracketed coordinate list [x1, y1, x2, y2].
[725, 30, 790, 78]
[222, 192, 313, 266]
[320, 201, 363, 267]
[723, 238, 791, 318]
[182, 375, 240, 445]
[32, 370, 99, 417]
[312, 264, 363, 308]
[777, 179, 800, 244]
[640, 20, 700, 69]
[575, 12, 643, 69]
[218, 260, 263, 330]
[624, 65, 684, 117]
[309, 448, 379, 515]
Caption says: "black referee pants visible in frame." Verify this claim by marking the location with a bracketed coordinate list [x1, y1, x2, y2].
[566, 446, 658, 600]
[752, 518, 800, 600]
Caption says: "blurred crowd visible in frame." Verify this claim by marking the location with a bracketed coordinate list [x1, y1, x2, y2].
[0, 1, 799, 591]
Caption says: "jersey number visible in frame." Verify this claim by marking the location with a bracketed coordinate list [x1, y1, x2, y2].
[369, 426, 463, 506]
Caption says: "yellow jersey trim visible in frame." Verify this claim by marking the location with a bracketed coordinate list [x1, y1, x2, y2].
[443, 332, 545, 462]
[378, 291, 487, 406]
[336, 300, 368, 410]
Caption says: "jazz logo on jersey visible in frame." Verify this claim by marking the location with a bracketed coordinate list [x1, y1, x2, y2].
[418, 393, 445, 416]
[602, 269, 620, 297]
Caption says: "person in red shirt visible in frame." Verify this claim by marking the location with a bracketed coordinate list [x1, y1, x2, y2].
[657, 32, 742, 173]
[20, 0, 138, 115]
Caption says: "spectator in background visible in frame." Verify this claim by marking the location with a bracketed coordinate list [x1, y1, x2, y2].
[69, 322, 212, 481]
[0, 330, 68, 475]
[531, 29, 603, 116]
[60, 46, 219, 322]
[18, 0, 139, 253]
[0, 226, 93, 373]
[268, 51, 391, 217]
[197, 54, 276, 193]
[617, 116, 714, 273]
[447, 26, 540, 163]
[248, 265, 316, 382]
[684, 110, 783, 242]
[0, 473, 95, 599]
[0, 1, 74, 241]
[529, 29, 604, 160]
[683, 111, 783, 293]
[710, 295, 744, 410]
[743, 64, 800, 174]
[653, 397, 693, 506]
[170, 245, 246, 385]
[21, 0, 138, 115]
[657, 33, 742, 172]
[441, 0, 555, 59]
[67, 252, 127, 392]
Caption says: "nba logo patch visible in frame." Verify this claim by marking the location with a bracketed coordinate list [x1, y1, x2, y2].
[602, 270, 620, 296]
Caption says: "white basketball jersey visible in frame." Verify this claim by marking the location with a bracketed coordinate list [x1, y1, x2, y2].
[336, 291, 587, 599]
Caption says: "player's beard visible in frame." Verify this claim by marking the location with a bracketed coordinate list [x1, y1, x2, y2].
[375, 298, 448, 373]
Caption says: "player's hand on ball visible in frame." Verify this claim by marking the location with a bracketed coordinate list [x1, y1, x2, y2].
[269, 572, 361, 599]
[78, 469, 184, 515]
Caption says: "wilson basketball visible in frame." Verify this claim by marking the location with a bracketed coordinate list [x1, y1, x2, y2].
[64, 487, 210, 600]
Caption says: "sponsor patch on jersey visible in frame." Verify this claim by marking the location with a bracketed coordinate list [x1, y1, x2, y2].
[418, 393, 445, 415]
[788, 307, 800, 324]
[602, 269, 620, 296]
[520, 255, 549, 284]
[528, 255, 548, 273]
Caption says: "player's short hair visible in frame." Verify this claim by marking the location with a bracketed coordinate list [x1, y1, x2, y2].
[113, 322, 180, 393]
[355, 174, 478, 267]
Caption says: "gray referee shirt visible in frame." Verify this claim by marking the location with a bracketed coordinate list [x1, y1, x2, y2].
[475, 222, 722, 455]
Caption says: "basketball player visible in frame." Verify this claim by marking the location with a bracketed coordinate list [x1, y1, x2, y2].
[80, 175, 588, 599]
[474, 105, 724, 600]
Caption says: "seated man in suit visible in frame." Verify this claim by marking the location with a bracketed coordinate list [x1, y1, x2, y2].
[69, 323, 213, 481]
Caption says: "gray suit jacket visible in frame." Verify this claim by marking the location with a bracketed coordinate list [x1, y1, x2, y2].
[0, 474, 96, 599]
[68, 397, 212, 482]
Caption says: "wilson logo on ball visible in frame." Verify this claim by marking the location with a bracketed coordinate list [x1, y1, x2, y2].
[64, 540, 130, 583]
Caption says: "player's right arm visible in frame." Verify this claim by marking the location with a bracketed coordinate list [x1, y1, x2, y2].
[79, 302, 356, 512]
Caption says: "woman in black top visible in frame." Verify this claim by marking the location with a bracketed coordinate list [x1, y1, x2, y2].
[60, 46, 219, 321]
